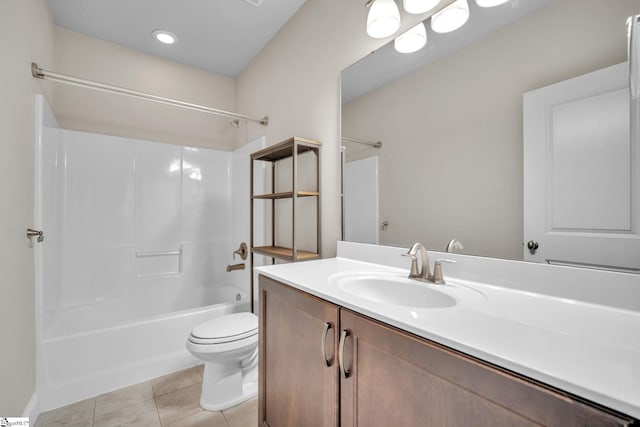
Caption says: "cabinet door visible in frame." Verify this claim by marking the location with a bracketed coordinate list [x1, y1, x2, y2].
[339, 309, 633, 427]
[259, 275, 339, 427]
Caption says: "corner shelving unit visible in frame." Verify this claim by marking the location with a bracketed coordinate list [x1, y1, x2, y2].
[250, 137, 321, 309]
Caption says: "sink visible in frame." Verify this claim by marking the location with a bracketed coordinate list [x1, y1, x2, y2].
[332, 273, 457, 309]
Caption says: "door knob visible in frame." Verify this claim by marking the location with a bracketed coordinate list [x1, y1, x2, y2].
[527, 240, 539, 254]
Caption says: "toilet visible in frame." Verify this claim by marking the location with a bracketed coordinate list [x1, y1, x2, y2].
[186, 312, 259, 411]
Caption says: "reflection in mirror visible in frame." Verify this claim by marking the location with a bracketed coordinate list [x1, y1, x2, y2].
[342, 137, 383, 244]
[341, 0, 639, 271]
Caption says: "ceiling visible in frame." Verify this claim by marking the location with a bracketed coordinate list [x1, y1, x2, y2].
[49, 0, 307, 78]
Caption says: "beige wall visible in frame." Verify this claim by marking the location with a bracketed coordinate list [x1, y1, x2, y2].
[343, 0, 637, 260]
[236, 0, 439, 257]
[54, 28, 237, 150]
[0, 0, 55, 415]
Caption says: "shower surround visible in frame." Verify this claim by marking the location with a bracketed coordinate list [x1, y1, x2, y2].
[34, 95, 264, 410]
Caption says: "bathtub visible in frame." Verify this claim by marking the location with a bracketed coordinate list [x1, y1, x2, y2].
[37, 286, 250, 411]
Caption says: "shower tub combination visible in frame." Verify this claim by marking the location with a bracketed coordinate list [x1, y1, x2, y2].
[39, 286, 249, 410]
[34, 95, 265, 411]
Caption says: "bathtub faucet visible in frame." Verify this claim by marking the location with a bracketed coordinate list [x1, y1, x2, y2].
[226, 263, 245, 272]
[233, 242, 248, 260]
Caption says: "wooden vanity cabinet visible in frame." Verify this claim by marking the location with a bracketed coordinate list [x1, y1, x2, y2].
[339, 309, 633, 427]
[259, 275, 340, 427]
[259, 276, 635, 427]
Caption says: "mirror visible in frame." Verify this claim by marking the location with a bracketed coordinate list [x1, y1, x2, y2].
[341, 0, 638, 266]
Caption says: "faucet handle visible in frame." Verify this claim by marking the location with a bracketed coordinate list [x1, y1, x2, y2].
[446, 239, 464, 253]
[401, 252, 420, 278]
[233, 242, 248, 260]
[433, 259, 455, 284]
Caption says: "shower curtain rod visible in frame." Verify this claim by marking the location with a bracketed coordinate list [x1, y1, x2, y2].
[342, 136, 382, 148]
[31, 63, 269, 126]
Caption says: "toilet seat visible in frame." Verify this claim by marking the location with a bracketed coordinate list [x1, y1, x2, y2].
[189, 312, 258, 345]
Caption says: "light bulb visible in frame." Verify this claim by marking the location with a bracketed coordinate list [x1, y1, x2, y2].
[475, 0, 510, 7]
[430, 0, 469, 33]
[394, 22, 427, 53]
[402, 0, 441, 15]
[367, 0, 401, 39]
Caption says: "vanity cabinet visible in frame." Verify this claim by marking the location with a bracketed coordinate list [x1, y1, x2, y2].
[258, 275, 339, 427]
[339, 309, 633, 427]
[259, 275, 635, 427]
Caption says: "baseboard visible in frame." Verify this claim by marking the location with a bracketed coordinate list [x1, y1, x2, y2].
[22, 391, 40, 423]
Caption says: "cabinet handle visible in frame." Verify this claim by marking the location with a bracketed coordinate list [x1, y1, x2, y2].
[321, 322, 333, 367]
[338, 329, 351, 379]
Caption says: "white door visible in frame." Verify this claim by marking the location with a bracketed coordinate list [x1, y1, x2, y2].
[523, 62, 639, 272]
[344, 156, 379, 244]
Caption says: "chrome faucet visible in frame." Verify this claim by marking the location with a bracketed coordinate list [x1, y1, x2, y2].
[402, 242, 432, 282]
[445, 239, 464, 253]
[402, 242, 454, 284]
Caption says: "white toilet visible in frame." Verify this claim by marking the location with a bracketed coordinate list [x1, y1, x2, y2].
[186, 312, 259, 411]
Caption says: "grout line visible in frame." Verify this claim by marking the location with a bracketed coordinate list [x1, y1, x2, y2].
[91, 397, 96, 426]
[153, 394, 163, 427]
[221, 410, 232, 427]
[153, 381, 202, 399]
[152, 366, 203, 399]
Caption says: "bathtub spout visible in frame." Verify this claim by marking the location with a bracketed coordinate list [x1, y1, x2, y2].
[226, 263, 245, 272]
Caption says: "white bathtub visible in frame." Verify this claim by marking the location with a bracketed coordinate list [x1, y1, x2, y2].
[37, 286, 250, 411]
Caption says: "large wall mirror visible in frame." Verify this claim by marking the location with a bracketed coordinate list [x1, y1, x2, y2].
[341, 0, 639, 272]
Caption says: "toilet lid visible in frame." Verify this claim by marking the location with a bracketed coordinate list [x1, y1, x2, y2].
[190, 312, 258, 344]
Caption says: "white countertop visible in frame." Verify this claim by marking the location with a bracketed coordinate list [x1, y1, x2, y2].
[255, 242, 640, 419]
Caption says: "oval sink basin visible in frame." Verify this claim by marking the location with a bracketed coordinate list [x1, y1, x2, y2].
[334, 274, 456, 309]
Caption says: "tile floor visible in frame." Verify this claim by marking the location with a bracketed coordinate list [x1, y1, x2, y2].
[36, 365, 257, 427]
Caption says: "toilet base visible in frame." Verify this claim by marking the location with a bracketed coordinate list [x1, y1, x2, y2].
[200, 380, 257, 411]
[199, 362, 258, 411]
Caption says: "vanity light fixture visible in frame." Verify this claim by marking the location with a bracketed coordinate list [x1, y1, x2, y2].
[430, 0, 469, 33]
[403, 0, 441, 15]
[152, 29, 177, 45]
[475, 0, 510, 7]
[394, 22, 427, 53]
[366, 0, 402, 39]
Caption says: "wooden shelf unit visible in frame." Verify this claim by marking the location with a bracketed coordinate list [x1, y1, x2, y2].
[252, 191, 319, 200]
[250, 137, 320, 161]
[251, 246, 321, 262]
[250, 137, 321, 310]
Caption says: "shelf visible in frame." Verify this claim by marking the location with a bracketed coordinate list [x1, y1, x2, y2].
[251, 137, 321, 162]
[253, 191, 319, 200]
[250, 136, 322, 312]
[252, 246, 320, 262]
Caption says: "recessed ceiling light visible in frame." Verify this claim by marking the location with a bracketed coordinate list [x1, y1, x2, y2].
[152, 30, 177, 45]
